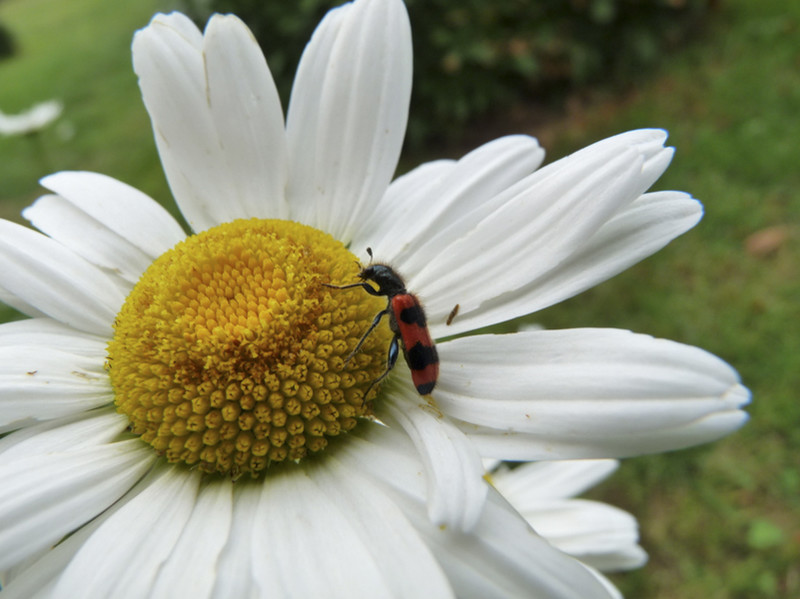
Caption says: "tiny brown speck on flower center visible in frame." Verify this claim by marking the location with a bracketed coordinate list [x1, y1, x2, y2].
[107, 218, 392, 478]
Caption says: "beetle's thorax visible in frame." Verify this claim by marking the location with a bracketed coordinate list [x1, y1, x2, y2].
[360, 264, 406, 297]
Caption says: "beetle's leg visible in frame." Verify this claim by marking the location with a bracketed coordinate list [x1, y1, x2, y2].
[343, 308, 389, 364]
[323, 281, 382, 297]
[361, 334, 400, 401]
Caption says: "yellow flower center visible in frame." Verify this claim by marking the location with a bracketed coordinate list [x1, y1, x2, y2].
[107, 218, 391, 478]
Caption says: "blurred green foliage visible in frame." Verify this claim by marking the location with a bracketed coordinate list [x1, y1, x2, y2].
[0, 22, 14, 58]
[185, 0, 718, 146]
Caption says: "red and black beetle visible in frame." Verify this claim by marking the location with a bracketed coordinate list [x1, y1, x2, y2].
[324, 249, 439, 396]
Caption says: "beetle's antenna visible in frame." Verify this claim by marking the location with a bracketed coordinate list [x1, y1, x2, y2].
[366, 247, 373, 262]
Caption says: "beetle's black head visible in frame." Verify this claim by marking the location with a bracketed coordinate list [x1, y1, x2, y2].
[359, 264, 406, 297]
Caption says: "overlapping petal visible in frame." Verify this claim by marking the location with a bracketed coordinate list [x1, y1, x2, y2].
[0, 318, 107, 358]
[492, 461, 647, 572]
[310, 457, 453, 597]
[353, 135, 545, 263]
[0, 347, 111, 431]
[203, 15, 289, 219]
[392, 130, 684, 337]
[24, 193, 150, 287]
[252, 471, 390, 596]
[0, 284, 46, 320]
[50, 465, 201, 597]
[133, 13, 288, 232]
[0, 505, 108, 598]
[0, 409, 127, 457]
[24, 172, 185, 286]
[150, 480, 233, 599]
[492, 459, 619, 502]
[351, 158, 454, 259]
[437, 328, 749, 459]
[440, 495, 615, 599]
[449, 190, 701, 337]
[242, 461, 452, 597]
[37, 171, 185, 260]
[0, 438, 155, 570]
[337, 424, 615, 599]
[212, 482, 261, 597]
[0, 220, 123, 335]
[381, 378, 488, 531]
[524, 499, 647, 572]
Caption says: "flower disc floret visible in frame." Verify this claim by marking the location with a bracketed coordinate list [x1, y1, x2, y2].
[107, 218, 391, 477]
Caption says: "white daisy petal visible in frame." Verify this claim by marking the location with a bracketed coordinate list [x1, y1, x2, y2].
[407, 129, 678, 335]
[491, 460, 620, 502]
[2, 456, 169, 594]
[51, 465, 201, 598]
[202, 14, 289, 220]
[0, 410, 127, 458]
[286, 0, 412, 241]
[381, 381, 488, 532]
[491, 461, 647, 572]
[0, 439, 155, 571]
[351, 159, 455, 259]
[405, 489, 616, 598]
[0, 220, 123, 335]
[361, 135, 546, 267]
[312, 457, 454, 597]
[0, 317, 107, 358]
[154, 11, 204, 47]
[335, 420, 430, 497]
[151, 479, 233, 599]
[413, 145, 644, 328]
[450, 495, 616, 599]
[283, 0, 348, 228]
[397, 136, 545, 271]
[555, 129, 673, 187]
[336, 425, 614, 598]
[251, 468, 398, 597]
[134, 13, 288, 232]
[243, 462, 453, 597]
[0, 507, 104, 598]
[132, 13, 223, 232]
[0, 99, 62, 137]
[0, 347, 111, 430]
[520, 499, 648, 572]
[433, 190, 701, 336]
[437, 329, 750, 459]
[212, 484, 261, 598]
[23, 194, 152, 285]
[38, 171, 185, 260]
[587, 567, 625, 599]
[0, 284, 47, 319]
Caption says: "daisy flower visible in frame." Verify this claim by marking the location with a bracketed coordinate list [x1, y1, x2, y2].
[0, 0, 749, 596]
[0, 100, 63, 137]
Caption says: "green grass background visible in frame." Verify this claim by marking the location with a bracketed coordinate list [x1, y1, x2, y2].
[0, 0, 797, 597]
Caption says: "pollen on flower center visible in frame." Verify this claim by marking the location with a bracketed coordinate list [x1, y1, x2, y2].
[107, 218, 392, 478]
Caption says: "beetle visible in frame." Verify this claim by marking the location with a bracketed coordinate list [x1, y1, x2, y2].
[324, 248, 439, 396]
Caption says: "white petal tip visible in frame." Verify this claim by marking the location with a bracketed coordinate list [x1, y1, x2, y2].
[691, 406, 750, 444]
[726, 383, 752, 408]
